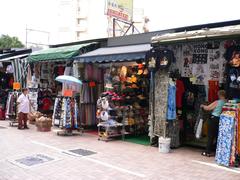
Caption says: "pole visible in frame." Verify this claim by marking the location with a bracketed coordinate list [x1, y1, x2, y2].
[113, 18, 116, 37]
[25, 25, 28, 48]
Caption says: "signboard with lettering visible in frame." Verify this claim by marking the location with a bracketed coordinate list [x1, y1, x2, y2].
[105, 0, 133, 22]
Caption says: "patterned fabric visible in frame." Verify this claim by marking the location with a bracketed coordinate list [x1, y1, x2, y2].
[167, 83, 176, 120]
[154, 70, 169, 136]
[167, 120, 180, 148]
[215, 113, 235, 167]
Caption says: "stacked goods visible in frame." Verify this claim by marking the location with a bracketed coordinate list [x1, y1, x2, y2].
[28, 111, 43, 124]
[36, 116, 52, 132]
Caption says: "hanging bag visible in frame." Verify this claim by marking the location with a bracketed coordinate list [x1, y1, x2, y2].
[195, 108, 204, 139]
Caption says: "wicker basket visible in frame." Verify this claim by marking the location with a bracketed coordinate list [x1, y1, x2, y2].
[36, 116, 52, 132]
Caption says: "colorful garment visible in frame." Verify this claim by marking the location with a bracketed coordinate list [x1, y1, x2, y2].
[176, 80, 185, 108]
[167, 83, 176, 120]
[215, 113, 235, 166]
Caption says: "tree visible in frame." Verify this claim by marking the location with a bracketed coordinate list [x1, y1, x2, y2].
[0, 34, 24, 49]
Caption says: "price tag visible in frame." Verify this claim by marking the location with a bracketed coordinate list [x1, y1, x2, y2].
[13, 82, 21, 90]
[63, 89, 73, 97]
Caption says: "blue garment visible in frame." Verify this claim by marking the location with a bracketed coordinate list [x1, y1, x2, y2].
[212, 100, 225, 117]
[215, 114, 235, 167]
[167, 83, 176, 120]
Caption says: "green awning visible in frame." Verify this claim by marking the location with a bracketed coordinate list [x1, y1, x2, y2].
[28, 43, 97, 62]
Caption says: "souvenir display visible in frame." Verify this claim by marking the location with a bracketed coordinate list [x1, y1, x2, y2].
[52, 96, 79, 129]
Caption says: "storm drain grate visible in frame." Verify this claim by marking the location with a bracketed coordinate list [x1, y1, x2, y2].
[14, 154, 55, 167]
[69, 149, 96, 156]
[0, 126, 7, 129]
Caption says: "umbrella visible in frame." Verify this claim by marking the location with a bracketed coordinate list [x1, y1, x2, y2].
[55, 75, 82, 85]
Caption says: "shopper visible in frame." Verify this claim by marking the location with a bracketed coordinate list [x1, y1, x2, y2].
[200, 90, 226, 157]
[17, 88, 30, 130]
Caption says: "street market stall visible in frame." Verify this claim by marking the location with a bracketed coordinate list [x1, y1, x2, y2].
[27, 43, 98, 114]
[149, 25, 240, 166]
[74, 43, 152, 143]
[0, 49, 32, 124]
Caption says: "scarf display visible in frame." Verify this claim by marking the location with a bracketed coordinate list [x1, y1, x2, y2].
[5, 92, 20, 118]
[215, 102, 240, 167]
[52, 96, 79, 129]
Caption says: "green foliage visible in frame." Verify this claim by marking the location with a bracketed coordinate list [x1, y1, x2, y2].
[0, 34, 24, 49]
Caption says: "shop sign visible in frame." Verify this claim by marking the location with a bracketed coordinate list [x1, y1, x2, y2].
[63, 89, 73, 97]
[105, 0, 133, 22]
[13, 82, 21, 90]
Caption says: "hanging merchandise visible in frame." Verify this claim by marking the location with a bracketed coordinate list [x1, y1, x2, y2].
[208, 80, 219, 102]
[96, 64, 150, 141]
[145, 48, 174, 71]
[167, 79, 176, 120]
[194, 108, 204, 139]
[215, 101, 240, 167]
[176, 79, 185, 108]
[52, 96, 79, 130]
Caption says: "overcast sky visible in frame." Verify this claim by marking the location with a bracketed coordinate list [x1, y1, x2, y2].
[0, 0, 240, 45]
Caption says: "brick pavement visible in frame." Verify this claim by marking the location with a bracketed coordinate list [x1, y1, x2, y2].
[0, 120, 239, 180]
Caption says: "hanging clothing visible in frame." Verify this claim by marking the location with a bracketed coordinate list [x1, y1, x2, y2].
[176, 80, 185, 108]
[167, 82, 176, 120]
[208, 80, 219, 103]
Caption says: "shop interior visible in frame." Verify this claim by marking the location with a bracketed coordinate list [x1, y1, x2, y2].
[155, 39, 240, 150]
[74, 61, 151, 144]
[0, 62, 15, 120]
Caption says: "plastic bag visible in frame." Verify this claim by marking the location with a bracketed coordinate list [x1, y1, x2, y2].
[195, 108, 204, 139]
[195, 118, 203, 139]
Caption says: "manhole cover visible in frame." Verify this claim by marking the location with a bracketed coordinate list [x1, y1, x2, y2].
[0, 126, 7, 129]
[69, 149, 96, 156]
[9, 154, 58, 168]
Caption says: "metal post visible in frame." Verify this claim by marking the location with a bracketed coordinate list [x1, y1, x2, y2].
[113, 18, 116, 37]
[25, 25, 28, 48]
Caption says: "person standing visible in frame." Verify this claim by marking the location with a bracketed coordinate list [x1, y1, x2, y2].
[200, 90, 226, 157]
[17, 88, 30, 130]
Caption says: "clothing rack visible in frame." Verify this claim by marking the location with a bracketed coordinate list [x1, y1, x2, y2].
[52, 96, 83, 136]
[5, 91, 20, 126]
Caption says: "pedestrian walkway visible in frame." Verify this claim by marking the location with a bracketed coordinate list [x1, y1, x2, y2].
[0, 121, 239, 180]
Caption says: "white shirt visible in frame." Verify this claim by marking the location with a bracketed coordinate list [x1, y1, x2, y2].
[17, 94, 30, 113]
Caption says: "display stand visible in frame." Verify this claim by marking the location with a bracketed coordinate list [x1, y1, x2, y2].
[52, 94, 84, 136]
[97, 107, 128, 142]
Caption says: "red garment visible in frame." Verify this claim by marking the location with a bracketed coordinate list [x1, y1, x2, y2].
[41, 98, 52, 111]
[208, 80, 219, 103]
[58, 66, 65, 75]
[9, 77, 14, 88]
[176, 80, 185, 108]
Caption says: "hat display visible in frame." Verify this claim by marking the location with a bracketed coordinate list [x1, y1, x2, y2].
[120, 66, 127, 78]
[131, 75, 137, 83]
[97, 63, 149, 138]
[105, 83, 113, 89]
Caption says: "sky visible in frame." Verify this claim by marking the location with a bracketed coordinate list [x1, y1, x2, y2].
[0, 0, 240, 46]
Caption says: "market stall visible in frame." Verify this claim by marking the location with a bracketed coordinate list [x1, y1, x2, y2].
[149, 25, 240, 165]
[0, 49, 32, 122]
[27, 43, 98, 115]
[74, 43, 152, 144]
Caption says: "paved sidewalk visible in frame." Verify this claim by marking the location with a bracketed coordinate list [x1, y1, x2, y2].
[0, 121, 239, 180]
